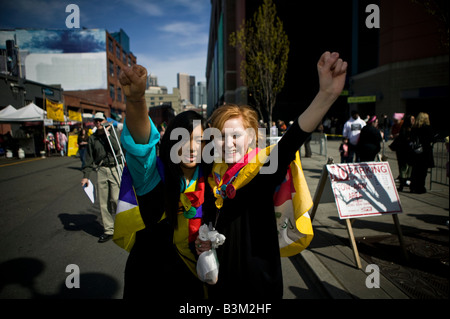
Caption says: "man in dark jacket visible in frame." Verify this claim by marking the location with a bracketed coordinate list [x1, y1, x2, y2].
[81, 112, 122, 242]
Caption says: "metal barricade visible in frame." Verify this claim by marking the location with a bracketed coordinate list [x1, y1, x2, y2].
[429, 139, 449, 190]
[310, 132, 327, 158]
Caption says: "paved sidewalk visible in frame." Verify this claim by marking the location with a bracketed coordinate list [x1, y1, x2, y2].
[296, 139, 449, 299]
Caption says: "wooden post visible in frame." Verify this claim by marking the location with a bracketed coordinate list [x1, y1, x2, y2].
[345, 218, 362, 269]
[310, 157, 334, 222]
[392, 214, 409, 261]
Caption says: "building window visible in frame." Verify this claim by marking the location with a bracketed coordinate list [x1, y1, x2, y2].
[108, 38, 114, 53]
[109, 60, 114, 77]
[110, 84, 115, 100]
[117, 65, 121, 78]
[117, 87, 122, 102]
[116, 46, 121, 59]
[123, 53, 127, 65]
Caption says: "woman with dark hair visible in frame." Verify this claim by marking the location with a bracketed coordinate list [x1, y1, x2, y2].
[118, 65, 210, 299]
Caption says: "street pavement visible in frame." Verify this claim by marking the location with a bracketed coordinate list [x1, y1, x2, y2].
[0, 138, 448, 301]
[296, 138, 449, 299]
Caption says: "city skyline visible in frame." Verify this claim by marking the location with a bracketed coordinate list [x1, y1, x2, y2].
[0, 0, 210, 93]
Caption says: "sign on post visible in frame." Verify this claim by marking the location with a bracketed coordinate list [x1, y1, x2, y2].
[327, 162, 402, 219]
[311, 160, 407, 269]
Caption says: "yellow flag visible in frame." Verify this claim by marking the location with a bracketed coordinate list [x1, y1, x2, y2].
[46, 99, 65, 122]
[68, 110, 82, 122]
[67, 135, 78, 157]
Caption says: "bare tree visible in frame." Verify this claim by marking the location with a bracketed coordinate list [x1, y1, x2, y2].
[229, 0, 289, 125]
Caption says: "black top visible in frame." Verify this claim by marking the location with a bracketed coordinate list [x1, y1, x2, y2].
[411, 124, 435, 168]
[357, 125, 382, 161]
[203, 120, 310, 299]
[123, 168, 208, 300]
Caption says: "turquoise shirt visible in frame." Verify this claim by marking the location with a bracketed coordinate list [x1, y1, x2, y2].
[120, 117, 161, 196]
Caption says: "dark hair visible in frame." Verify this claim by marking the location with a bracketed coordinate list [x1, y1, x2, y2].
[159, 110, 205, 229]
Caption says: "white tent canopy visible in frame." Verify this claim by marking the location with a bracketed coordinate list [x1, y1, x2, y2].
[0, 105, 17, 117]
[0, 103, 46, 122]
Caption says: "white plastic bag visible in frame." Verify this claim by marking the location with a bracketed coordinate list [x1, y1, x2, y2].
[196, 224, 226, 285]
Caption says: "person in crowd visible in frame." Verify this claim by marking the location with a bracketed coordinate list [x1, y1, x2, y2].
[277, 120, 287, 136]
[409, 112, 434, 194]
[379, 113, 392, 142]
[303, 134, 312, 158]
[391, 113, 404, 139]
[118, 65, 210, 299]
[197, 51, 347, 299]
[389, 114, 415, 191]
[342, 110, 366, 162]
[357, 115, 383, 162]
[57, 131, 68, 156]
[81, 112, 121, 243]
[339, 137, 351, 163]
[77, 128, 89, 168]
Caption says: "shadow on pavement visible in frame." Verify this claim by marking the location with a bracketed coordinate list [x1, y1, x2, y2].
[0, 257, 120, 299]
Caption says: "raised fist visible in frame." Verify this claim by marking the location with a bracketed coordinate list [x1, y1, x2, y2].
[119, 64, 148, 102]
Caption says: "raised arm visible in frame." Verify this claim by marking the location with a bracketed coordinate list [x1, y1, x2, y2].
[119, 64, 150, 144]
[298, 52, 347, 133]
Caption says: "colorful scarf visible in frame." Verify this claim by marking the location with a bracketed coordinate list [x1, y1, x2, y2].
[113, 159, 205, 277]
[208, 146, 314, 257]
[156, 159, 205, 276]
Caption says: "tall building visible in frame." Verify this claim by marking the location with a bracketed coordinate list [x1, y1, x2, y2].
[349, 0, 449, 136]
[189, 75, 196, 105]
[206, 0, 352, 120]
[177, 72, 197, 105]
[147, 74, 158, 88]
[193, 81, 207, 107]
[177, 73, 190, 104]
[145, 87, 182, 115]
[206, 0, 448, 133]
[0, 28, 137, 120]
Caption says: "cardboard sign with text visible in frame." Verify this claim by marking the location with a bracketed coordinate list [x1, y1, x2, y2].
[327, 162, 402, 219]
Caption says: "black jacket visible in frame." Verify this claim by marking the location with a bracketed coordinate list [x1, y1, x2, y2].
[82, 129, 120, 179]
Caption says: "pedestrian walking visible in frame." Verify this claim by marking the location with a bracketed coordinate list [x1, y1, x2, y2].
[389, 114, 415, 191]
[77, 128, 89, 168]
[339, 137, 351, 163]
[198, 51, 347, 299]
[57, 131, 68, 156]
[81, 112, 122, 243]
[379, 113, 392, 142]
[342, 110, 366, 162]
[409, 112, 434, 194]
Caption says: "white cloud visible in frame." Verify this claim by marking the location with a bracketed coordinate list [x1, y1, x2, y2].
[171, 0, 209, 13]
[158, 22, 209, 46]
[123, 0, 164, 17]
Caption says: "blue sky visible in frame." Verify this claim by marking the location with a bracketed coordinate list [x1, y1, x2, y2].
[0, 0, 211, 92]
